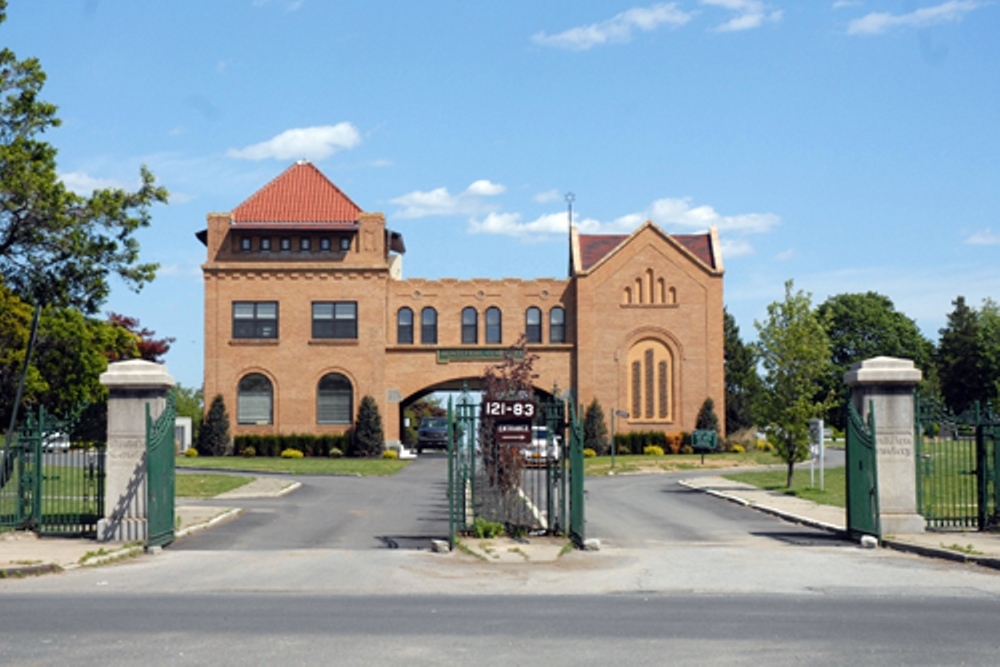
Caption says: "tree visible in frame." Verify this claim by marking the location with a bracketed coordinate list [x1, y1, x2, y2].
[816, 292, 933, 428]
[481, 336, 538, 491]
[352, 395, 384, 457]
[402, 397, 445, 447]
[584, 398, 609, 455]
[173, 383, 204, 443]
[755, 281, 833, 487]
[723, 309, 760, 436]
[696, 397, 720, 435]
[197, 394, 231, 456]
[979, 299, 1000, 407]
[0, 2, 168, 313]
[936, 296, 990, 414]
[107, 313, 175, 362]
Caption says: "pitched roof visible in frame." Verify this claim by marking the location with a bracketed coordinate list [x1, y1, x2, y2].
[231, 160, 362, 224]
[577, 227, 717, 272]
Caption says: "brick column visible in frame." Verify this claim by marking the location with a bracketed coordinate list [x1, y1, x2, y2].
[97, 360, 175, 542]
[844, 356, 925, 534]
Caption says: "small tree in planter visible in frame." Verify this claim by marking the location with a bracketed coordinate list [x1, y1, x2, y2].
[198, 394, 232, 456]
[351, 395, 384, 457]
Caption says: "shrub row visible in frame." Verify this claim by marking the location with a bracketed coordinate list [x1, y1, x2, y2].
[234, 433, 352, 458]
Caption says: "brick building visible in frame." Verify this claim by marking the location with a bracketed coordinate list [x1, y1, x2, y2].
[198, 161, 725, 445]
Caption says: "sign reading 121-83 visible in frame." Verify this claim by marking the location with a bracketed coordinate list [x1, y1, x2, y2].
[482, 399, 536, 419]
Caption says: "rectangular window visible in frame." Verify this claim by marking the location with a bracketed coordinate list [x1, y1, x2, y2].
[300, 237, 311, 251]
[320, 237, 332, 251]
[240, 237, 252, 252]
[312, 301, 357, 339]
[233, 302, 278, 339]
[340, 237, 352, 251]
[280, 237, 292, 251]
[260, 237, 272, 252]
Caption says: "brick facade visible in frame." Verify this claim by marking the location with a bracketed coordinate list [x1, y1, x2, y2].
[199, 162, 724, 444]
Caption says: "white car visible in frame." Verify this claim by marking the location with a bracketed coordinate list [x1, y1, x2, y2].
[523, 426, 560, 466]
[42, 431, 70, 452]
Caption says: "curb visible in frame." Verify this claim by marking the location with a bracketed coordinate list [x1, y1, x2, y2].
[682, 480, 1000, 571]
[176, 507, 244, 538]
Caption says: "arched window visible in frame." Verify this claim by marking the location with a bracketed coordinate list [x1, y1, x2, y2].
[485, 306, 502, 344]
[317, 373, 353, 425]
[462, 307, 478, 345]
[397, 307, 414, 344]
[549, 306, 566, 344]
[237, 373, 273, 425]
[627, 339, 672, 422]
[421, 307, 438, 345]
[525, 307, 542, 343]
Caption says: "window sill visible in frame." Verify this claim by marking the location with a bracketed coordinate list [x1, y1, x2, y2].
[230, 339, 279, 346]
[309, 339, 359, 346]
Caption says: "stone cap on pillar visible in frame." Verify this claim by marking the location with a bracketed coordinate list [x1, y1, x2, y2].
[100, 359, 175, 390]
[844, 356, 922, 387]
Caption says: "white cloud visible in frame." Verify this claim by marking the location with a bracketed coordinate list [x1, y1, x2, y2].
[720, 238, 756, 258]
[59, 171, 125, 194]
[622, 197, 780, 234]
[533, 189, 562, 203]
[847, 0, 983, 36]
[227, 123, 361, 161]
[391, 180, 506, 218]
[774, 248, 797, 261]
[700, 0, 783, 32]
[532, 3, 692, 51]
[965, 228, 1000, 245]
[832, 0, 861, 8]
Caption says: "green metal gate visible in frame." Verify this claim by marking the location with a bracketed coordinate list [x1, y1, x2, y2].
[448, 389, 585, 548]
[146, 393, 177, 548]
[0, 406, 105, 537]
[845, 400, 880, 540]
[916, 396, 999, 531]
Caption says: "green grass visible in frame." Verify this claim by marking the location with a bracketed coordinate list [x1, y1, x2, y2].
[175, 473, 254, 498]
[176, 456, 409, 476]
[583, 450, 782, 476]
[723, 466, 847, 508]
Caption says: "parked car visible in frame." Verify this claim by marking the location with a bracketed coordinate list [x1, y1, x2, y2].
[42, 431, 70, 452]
[523, 425, 560, 466]
[416, 417, 449, 454]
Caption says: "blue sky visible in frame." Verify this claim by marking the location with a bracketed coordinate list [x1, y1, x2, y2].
[6, 1, 999, 389]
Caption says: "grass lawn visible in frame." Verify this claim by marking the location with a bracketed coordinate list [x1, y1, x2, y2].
[723, 465, 846, 508]
[176, 456, 409, 476]
[176, 473, 254, 498]
[584, 450, 782, 476]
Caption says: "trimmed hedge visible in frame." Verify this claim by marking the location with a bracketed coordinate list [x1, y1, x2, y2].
[234, 433, 352, 458]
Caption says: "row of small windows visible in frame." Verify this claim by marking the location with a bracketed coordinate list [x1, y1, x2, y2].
[233, 301, 567, 345]
[238, 235, 352, 253]
[233, 301, 357, 340]
[237, 372, 353, 425]
[396, 306, 566, 345]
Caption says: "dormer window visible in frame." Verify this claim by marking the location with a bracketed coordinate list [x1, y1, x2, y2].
[260, 237, 272, 252]
[240, 237, 252, 252]
[320, 237, 331, 251]
[340, 237, 351, 252]
[300, 237, 311, 251]
[280, 237, 292, 252]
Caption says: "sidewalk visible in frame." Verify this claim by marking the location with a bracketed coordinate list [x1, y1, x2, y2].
[681, 475, 1000, 570]
[0, 476, 299, 576]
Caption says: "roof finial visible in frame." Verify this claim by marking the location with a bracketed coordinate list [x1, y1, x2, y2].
[565, 192, 575, 277]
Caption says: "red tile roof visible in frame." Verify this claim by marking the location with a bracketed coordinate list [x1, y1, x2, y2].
[578, 229, 716, 271]
[232, 161, 362, 224]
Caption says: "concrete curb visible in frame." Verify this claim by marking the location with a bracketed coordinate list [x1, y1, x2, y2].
[176, 508, 244, 539]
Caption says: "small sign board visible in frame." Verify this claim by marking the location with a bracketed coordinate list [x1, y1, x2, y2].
[496, 422, 531, 446]
[691, 429, 718, 451]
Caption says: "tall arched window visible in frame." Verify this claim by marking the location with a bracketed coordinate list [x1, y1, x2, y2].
[237, 373, 273, 425]
[317, 373, 353, 425]
[549, 306, 566, 344]
[627, 339, 672, 422]
[525, 307, 542, 343]
[462, 307, 478, 345]
[485, 306, 502, 344]
[397, 307, 414, 344]
[421, 307, 438, 345]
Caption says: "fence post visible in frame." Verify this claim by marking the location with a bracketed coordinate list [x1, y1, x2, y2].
[844, 356, 924, 535]
[97, 359, 175, 542]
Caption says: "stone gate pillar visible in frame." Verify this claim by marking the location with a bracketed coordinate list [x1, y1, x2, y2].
[844, 356, 924, 534]
[97, 359, 175, 542]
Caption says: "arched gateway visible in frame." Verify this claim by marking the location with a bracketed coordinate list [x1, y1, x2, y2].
[198, 161, 725, 445]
